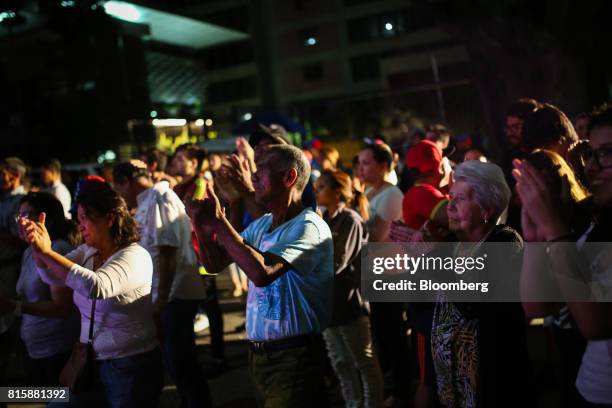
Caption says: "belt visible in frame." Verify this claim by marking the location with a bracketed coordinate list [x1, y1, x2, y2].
[248, 333, 318, 354]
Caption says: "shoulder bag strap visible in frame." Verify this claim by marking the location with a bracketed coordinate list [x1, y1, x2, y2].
[87, 297, 96, 345]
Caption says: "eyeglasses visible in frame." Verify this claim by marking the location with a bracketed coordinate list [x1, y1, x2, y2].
[14, 212, 33, 223]
[579, 143, 612, 169]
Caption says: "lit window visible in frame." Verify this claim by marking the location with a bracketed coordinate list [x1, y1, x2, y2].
[305, 37, 317, 46]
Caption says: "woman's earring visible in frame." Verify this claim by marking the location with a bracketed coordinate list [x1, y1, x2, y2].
[483, 218, 489, 224]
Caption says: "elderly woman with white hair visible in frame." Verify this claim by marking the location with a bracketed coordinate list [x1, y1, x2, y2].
[431, 160, 534, 408]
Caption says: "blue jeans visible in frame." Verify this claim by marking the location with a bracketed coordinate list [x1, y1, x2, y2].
[99, 348, 163, 408]
[161, 299, 212, 407]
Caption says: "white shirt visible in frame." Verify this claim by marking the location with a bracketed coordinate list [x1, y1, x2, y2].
[44, 180, 72, 219]
[134, 181, 206, 303]
[577, 340, 612, 404]
[575, 222, 612, 404]
[365, 184, 403, 224]
[386, 170, 399, 186]
[37, 243, 157, 360]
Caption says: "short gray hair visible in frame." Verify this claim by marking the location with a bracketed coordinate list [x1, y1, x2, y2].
[0, 157, 26, 179]
[266, 144, 311, 193]
[453, 161, 511, 223]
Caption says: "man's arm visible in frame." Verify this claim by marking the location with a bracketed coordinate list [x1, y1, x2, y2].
[212, 215, 290, 287]
[2, 286, 74, 318]
[156, 245, 177, 303]
[190, 183, 289, 286]
[192, 224, 233, 275]
[520, 245, 563, 318]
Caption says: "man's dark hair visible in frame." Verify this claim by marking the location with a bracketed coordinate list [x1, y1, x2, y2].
[143, 148, 168, 172]
[42, 159, 61, 174]
[588, 103, 612, 135]
[113, 162, 150, 184]
[175, 143, 207, 171]
[362, 143, 394, 169]
[0, 157, 27, 179]
[76, 181, 140, 248]
[266, 145, 311, 193]
[506, 98, 540, 120]
[522, 103, 579, 152]
[426, 124, 453, 144]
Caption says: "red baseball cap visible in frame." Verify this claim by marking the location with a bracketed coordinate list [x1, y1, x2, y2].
[405, 140, 443, 174]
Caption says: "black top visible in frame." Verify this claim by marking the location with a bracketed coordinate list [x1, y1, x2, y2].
[323, 206, 369, 327]
[458, 225, 534, 407]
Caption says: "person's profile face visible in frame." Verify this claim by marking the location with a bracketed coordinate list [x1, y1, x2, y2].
[252, 152, 285, 205]
[173, 151, 197, 177]
[17, 202, 37, 242]
[77, 205, 111, 249]
[506, 115, 523, 147]
[358, 149, 386, 183]
[40, 168, 55, 185]
[209, 154, 222, 172]
[447, 181, 485, 236]
[0, 167, 18, 192]
[575, 117, 589, 140]
[585, 125, 612, 207]
[314, 176, 337, 208]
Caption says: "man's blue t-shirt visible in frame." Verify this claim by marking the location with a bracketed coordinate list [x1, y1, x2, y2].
[240, 209, 334, 341]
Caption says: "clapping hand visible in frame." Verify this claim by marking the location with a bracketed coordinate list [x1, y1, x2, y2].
[17, 213, 52, 255]
[215, 166, 242, 203]
[235, 137, 256, 171]
[187, 183, 225, 226]
[389, 220, 435, 255]
[220, 154, 254, 196]
[389, 221, 420, 242]
[512, 159, 570, 241]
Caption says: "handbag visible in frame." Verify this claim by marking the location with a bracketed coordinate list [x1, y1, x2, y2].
[59, 296, 97, 393]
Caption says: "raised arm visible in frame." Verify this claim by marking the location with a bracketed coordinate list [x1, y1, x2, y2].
[0, 285, 74, 318]
[189, 183, 290, 287]
[20, 215, 152, 299]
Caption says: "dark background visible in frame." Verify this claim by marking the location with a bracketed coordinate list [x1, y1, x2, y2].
[1, 0, 611, 164]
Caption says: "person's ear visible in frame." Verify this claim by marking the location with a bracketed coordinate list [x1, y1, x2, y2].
[284, 168, 298, 188]
[106, 213, 115, 228]
[481, 208, 494, 224]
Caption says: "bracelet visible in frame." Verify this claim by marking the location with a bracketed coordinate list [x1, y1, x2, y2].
[13, 300, 22, 317]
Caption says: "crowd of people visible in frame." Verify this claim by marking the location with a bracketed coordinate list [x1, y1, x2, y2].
[0, 99, 611, 408]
